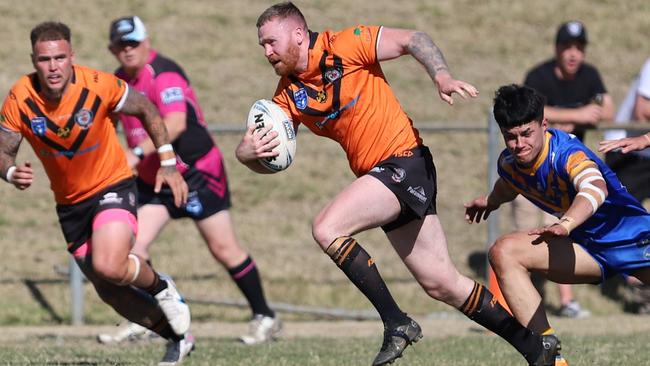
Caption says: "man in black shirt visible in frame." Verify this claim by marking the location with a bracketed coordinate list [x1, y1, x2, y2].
[524, 20, 614, 140]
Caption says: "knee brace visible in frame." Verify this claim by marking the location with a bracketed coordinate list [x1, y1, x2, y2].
[325, 236, 358, 266]
[117, 253, 142, 286]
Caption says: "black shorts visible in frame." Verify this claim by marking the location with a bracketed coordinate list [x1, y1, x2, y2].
[57, 178, 138, 254]
[138, 161, 231, 220]
[605, 152, 650, 201]
[367, 145, 437, 232]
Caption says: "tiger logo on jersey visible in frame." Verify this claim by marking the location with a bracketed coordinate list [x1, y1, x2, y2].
[74, 109, 94, 130]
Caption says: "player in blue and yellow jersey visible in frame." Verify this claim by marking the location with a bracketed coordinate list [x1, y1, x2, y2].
[466, 84, 650, 365]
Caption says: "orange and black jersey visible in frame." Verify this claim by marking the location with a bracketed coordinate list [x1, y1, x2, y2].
[0, 64, 132, 204]
[273, 25, 422, 176]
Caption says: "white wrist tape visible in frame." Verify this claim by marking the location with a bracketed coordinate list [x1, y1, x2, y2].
[5, 166, 16, 183]
[557, 216, 576, 234]
[160, 157, 177, 167]
[157, 144, 173, 154]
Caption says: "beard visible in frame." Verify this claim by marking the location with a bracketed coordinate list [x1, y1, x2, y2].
[272, 43, 300, 76]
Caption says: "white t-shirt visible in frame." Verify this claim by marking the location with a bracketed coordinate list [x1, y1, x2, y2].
[605, 58, 650, 157]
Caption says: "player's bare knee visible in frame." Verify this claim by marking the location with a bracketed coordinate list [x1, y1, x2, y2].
[312, 220, 338, 250]
[420, 276, 459, 303]
[489, 235, 521, 271]
[94, 254, 141, 285]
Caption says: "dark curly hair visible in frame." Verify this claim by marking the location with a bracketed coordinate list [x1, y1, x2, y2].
[492, 84, 546, 129]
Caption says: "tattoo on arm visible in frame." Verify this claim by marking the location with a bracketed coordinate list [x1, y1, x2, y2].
[407, 31, 449, 79]
[0, 128, 21, 175]
[120, 90, 169, 147]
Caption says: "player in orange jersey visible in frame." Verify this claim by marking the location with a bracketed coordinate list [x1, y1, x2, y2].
[236, 3, 560, 366]
[0, 21, 193, 365]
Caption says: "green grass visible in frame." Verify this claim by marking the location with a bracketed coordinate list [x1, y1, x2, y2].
[2, 332, 649, 365]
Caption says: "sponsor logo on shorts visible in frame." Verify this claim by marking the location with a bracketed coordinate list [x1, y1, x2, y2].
[30, 117, 47, 136]
[407, 186, 427, 203]
[391, 168, 406, 183]
[370, 167, 384, 173]
[294, 88, 308, 110]
[99, 192, 123, 206]
[74, 109, 94, 129]
[185, 191, 204, 217]
[161, 87, 184, 105]
[640, 239, 650, 259]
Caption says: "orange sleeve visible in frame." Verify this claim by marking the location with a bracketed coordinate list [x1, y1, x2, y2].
[98, 72, 128, 111]
[0, 84, 26, 134]
[333, 25, 381, 66]
[76, 66, 127, 112]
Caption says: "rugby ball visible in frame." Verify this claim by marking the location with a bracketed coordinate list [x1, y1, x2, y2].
[246, 99, 296, 172]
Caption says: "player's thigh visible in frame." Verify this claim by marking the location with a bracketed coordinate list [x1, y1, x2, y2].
[387, 215, 459, 283]
[491, 232, 601, 282]
[313, 175, 400, 243]
[134, 204, 171, 249]
[196, 210, 246, 257]
[91, 220, 134, 267]
[387, 214, 473, 303]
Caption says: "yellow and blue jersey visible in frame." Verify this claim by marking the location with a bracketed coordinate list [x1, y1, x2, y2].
[498, 128, 650, 247]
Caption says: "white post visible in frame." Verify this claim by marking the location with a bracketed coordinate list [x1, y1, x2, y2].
[69, 256, 84, 325]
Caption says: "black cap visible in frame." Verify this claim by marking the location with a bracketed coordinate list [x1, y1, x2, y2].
[555, 21, 588, 45]
[109, 16, 147, 44]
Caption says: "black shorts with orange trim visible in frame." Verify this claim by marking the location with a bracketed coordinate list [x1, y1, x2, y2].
[367, 145, 437, 232]
[57, 178, 138, 254]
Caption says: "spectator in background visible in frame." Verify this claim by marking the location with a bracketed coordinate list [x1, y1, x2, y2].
[601, 57, 650, 314]
[97, 16, 281, 347]
[512, 20, 615, 318]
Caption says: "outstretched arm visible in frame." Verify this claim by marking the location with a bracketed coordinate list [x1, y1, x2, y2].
[464, 178, 518, 224]
[377, 27, 478, 105]
[119, 90, 188, 206]
[530, 162, 607, 239]
[599, 133, 650, 154]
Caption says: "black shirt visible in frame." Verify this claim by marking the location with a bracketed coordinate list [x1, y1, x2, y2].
[524, 59, 607, 141]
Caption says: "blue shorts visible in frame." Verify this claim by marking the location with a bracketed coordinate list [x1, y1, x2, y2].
[583, 235, 650, 281]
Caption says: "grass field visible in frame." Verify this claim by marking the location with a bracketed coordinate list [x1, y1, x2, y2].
[2, 316, 650, 365]
[2, 0, 650, 364]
